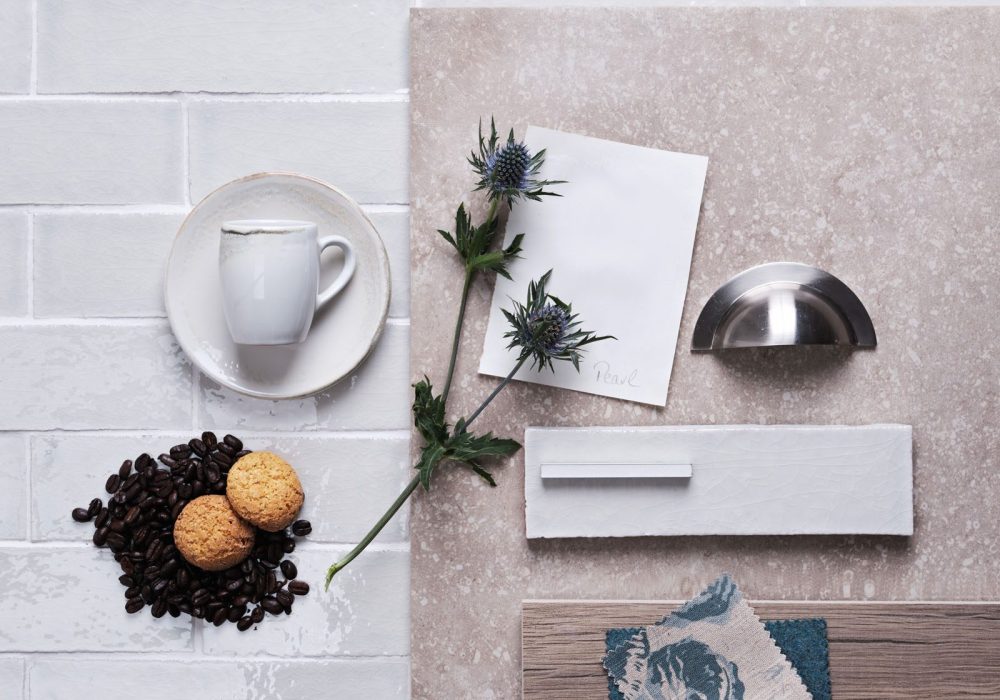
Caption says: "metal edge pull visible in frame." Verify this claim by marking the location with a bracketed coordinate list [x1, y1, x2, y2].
[540, 463, 693, 480]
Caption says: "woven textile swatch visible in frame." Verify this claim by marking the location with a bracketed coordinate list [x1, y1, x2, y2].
[603, 575, 812, 699]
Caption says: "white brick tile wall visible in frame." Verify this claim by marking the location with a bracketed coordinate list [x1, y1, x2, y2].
[0, 211, 30, 316]
[201, 548, 409, 657]
[28, 658, 408, 699]
[187, 99, 409, 203]
[33, 212, 185, 318]
[0, 547, 193, 651]
[0, 658, 24, 700]
[0, 434, 27, 539]
[368, 209, 412, 318]
[0, 101, 185, 205]
[32, 433, 411, 544]
[0, 0, 31, 94]
[198, 321, 410, 431]
[0, 323, 192, 430]
[36, 0, 410, 95]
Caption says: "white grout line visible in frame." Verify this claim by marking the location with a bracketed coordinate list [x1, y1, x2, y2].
[0, 92, 409, 103]
[23, 433, 32, 542]
[2, 429, 410, 439]
[25, 212, 34, 317]
[0, 317, 168, 327]
[0, 204, 192, 214]
[28, 0, 37, 95]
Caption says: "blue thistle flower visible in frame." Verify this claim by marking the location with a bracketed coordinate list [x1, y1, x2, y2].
[469, 118, 564, 204]
[503, 271, 613, 371]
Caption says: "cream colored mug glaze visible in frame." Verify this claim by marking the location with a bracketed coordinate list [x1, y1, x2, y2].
[219, 219, 356, 345]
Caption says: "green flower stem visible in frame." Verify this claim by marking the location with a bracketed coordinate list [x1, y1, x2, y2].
[463, 354, 527, 429]
[441, 197, 501, 404]
[325, 473, 420, 590]
[325, 352, 526, 589]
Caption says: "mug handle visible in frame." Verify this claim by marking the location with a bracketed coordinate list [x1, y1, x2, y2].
[316, 235, 357, 310]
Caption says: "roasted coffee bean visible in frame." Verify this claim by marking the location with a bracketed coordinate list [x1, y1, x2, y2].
[159, 559, 179, 579]
[158, 453, 177, 469]
[226, 606, 244, 623]
[106, 533, 126, 552]
[151, 599, 168, 618]
[105, 474, 121, 493]
[87, 498, 103, 517]
[213, 451, 233, 467]
[124, 506, 140, 526]
[223, 434, 243, 451]
[152, 579, 170, 597]
[250, 605, 265, 624]
[170, 444, 192, 459]
[205, 463, 221, 484]
[155, 480, 173, 498]
[72, 507, 92, 522]
[276, 590, 293, 608]
[95, 507, 110, 528]
[288, 580, 310, 596]
[282, 538, 295, 554]
[168, 604, 181, 618]
[93, 527, 109, 546]
[260, 597, 283, 615]
[280, 561, 297, 579]
[201, 431, 218, 448]
[216, 442, 236, 458]
[237, 616, 253, 631]
[123, 473, 140, 490]
[125, 598, 145, 614]
[109, 518, 126, 534]
[211, 607, 228, 626]
[235, 449, 252, 459]
[118, 574, 135, 587]
[291, 520, 312, 537]
[136, 453, 152, 470]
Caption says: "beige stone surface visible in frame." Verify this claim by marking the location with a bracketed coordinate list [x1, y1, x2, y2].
[409, 7, 1000, 698]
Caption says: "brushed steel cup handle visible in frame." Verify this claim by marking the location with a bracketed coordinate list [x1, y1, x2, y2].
[316, 235, 356, 310]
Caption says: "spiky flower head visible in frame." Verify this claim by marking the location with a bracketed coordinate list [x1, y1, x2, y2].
[469, 118, 564, 205]
[503, 270, 613, 372]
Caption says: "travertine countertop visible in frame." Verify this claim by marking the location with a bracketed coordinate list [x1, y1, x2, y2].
[410, 7, 1000, 698]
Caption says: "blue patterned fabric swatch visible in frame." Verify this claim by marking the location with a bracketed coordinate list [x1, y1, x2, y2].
[606, 618, 831, 700]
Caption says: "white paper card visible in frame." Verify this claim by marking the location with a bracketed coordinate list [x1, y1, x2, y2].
[478, 126, 708, 406]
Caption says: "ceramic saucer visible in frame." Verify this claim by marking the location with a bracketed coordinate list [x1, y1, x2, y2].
[165, 172, 390, 399]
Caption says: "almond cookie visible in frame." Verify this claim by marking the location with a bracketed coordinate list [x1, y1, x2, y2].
[226, 451, 304, 532]
[173, 495, 254, 571]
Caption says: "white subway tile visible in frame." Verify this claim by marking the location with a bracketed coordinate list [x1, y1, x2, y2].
[33, 213, 184, 318]
[367, 210, 411, 318]
[28, 657, 408, 699]
[198, 322, 410, 431]
[33, 433, 411, 544]
[0, 547, 192, 651]
[0, 658, 24, 700]
[202, 547, 409, 657]
[0, 101, 184, 205]
[0, 324, 192, 430]
[0, 211, 29, 316]
[0, 0, 31, 93]
[36, 0, 408, 94]
[0, 434, 27, 539]
[188, 100, 408, 204]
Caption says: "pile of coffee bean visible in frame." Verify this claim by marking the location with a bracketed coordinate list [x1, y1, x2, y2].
[71, 432, 311, 630]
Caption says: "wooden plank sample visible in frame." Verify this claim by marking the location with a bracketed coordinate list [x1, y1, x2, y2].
[526, 425, 913, 538]
[523, 600, 1000, 699]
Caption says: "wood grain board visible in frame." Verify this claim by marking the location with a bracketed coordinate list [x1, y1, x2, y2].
[523, 600, 1000, 699]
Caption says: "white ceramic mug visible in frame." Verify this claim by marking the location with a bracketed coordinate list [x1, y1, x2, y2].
[219, 219, 356, 345]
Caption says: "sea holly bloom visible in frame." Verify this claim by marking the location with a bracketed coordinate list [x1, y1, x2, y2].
[469, 118, 564, 204]
[503, 270, 613, 372]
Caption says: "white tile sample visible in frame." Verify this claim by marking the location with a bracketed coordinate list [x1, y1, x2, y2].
[0, 434, 27, 539]
[34, 212, 184, 317]
[525, 424, 913, 538]
[0, 323, 192, 430]
[201, 547, 409, 657]
[0, 101, 184, 204]
[187, 100, 409, 204]
[198, 322, 410, 431]
[32, 433, 411, 543]
[36, 0, 409, 94]
[28, 657, 408, 700]
[0, 0, 31, 93]
[366, 209, 410, 318]
[0, 211, 29, 316]
[0, 658, 24, 700]
[0, 547, 192, 651]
